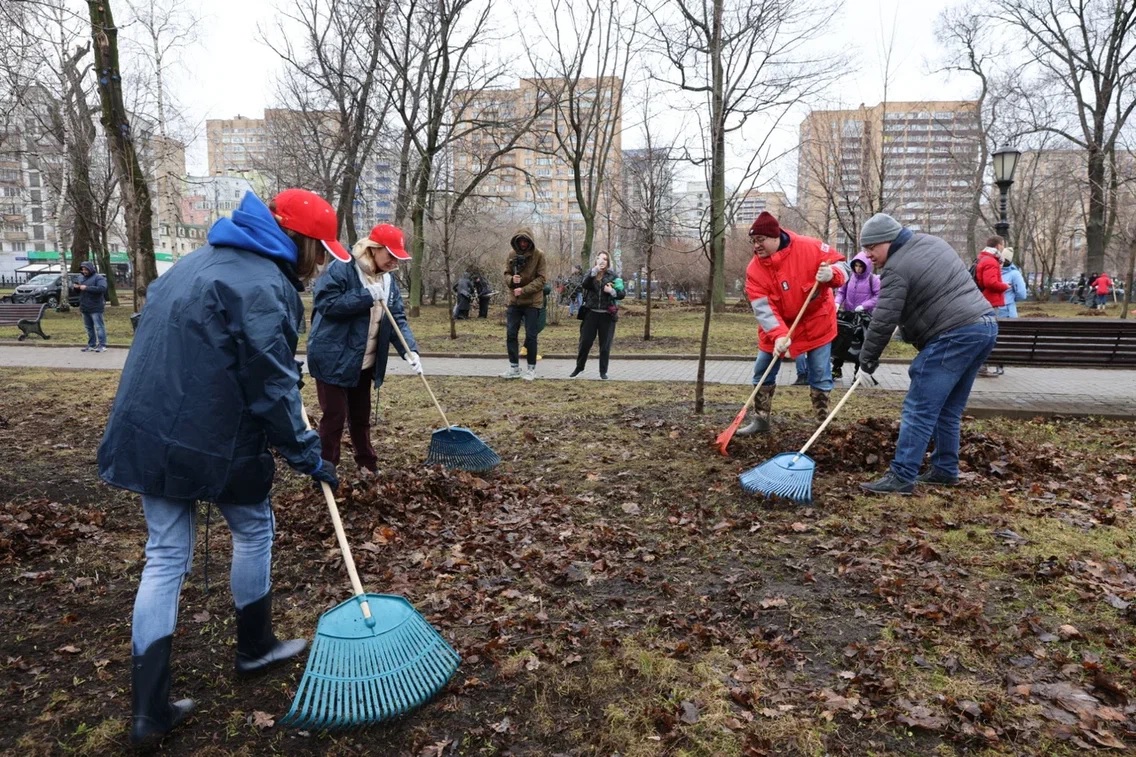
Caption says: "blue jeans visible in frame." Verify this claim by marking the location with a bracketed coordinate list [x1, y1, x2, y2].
[82, 311, 107, 347]
[795, 355, 808, 378]
[505, 305, 540, 366]
[891, 316, 998, 482]
[752, 342, 833, 391]
[1096, 293, 1108, 308]
[132, 495, 275, 653]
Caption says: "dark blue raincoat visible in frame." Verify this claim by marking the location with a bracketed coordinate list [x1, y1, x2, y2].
[97, 192, 323, 505]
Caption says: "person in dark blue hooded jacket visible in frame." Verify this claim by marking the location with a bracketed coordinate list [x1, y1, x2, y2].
[97, 188, 346, 746]
[307, 223, 420, 477]
[76, 260, 108, 351]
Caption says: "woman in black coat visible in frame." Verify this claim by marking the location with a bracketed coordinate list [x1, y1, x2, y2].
[569, 251, 625, 380]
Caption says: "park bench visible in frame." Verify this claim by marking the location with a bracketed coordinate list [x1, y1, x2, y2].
[0, 302, 50, 341]
[988, 317, 1136, 367]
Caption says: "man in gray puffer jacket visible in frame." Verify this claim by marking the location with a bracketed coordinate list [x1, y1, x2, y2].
[855, 213, 997, 494]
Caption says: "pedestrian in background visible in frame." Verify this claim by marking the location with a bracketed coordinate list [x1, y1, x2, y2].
[500, 228, 547, 381]
[975, 235, 1010, 377]
[570, 250, 625, 380]
[855, 212, 997, 495]
[97, 188, 343, 746]
[76, 260, 108, 352]
[307, 223, 420, 479]
[996, 247, 1027, 318]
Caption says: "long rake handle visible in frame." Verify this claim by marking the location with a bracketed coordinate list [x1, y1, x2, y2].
[378, 299, 452, 428]
[793, 370, 866, 462]
[739, 279, 821, 412]
[301, 404, 375, 625]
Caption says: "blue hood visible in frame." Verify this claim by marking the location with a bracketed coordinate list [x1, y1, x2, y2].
[207, 192, 298, 266]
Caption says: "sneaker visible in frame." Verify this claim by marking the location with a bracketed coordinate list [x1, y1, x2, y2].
[522, 365, 536, 381]
[860, 471, 915, 495]
[500, 364, 522, 379]
[599, 373, 608, 380]
[916, 468, 958, 486]
[95, 345, 107, 353]
[569, 368, 583, 378]
[792, 375, 809, 386]
[831, 365, 843, 379]
[81, 346, 93, 352]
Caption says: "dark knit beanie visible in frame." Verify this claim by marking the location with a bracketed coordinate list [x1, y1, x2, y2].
[749, 211, 780, 239]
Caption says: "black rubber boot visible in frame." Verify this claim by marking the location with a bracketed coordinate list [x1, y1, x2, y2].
[131, 636, 194, 746]
[235, 592, 307, 675]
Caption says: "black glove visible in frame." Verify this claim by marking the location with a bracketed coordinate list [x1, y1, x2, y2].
[310, 459, 339, 493]
[295, 360, 305, 390]
[859, 358, 878, 376]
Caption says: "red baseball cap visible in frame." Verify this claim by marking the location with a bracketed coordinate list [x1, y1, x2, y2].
[271, 188, 351, 262]
[368, 223, 410, 260]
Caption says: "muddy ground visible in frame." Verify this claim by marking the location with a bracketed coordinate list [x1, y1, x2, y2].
[1, 367, 1134, 756]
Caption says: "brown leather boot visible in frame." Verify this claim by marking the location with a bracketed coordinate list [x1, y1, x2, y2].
[738, 384, 776, 435]
[809, 387, 829, 422]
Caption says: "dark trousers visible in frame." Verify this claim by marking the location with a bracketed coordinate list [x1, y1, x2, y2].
[453, 295, 471, 319]
[477, 296, 490, 318]
[315, 368, 378, 472]
[506, 305, 540, 366]
[575, 309, 616, 374]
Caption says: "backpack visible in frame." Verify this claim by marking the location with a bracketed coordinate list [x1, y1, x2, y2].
[968, 261, 979, 285]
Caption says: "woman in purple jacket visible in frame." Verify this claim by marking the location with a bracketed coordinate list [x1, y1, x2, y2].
[835, 252, 880, 313]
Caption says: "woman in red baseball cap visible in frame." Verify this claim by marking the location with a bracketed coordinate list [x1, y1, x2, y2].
[98, 187, 344, 745]
[306, 223, 420, 479]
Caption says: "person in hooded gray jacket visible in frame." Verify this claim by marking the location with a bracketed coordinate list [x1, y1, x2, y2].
[855, 213, 997, 495]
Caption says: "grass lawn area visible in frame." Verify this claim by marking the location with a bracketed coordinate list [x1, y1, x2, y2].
[1, 367, 1133, 755]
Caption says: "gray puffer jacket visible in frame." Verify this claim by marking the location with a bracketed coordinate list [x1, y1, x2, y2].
[860, 229, 993, 365]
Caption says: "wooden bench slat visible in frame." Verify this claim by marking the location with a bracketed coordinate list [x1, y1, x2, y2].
[986, 318, 1136, 367]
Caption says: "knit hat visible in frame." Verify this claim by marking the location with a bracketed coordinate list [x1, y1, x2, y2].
[1000, 247, 1014, 264]
[749, 211, 780, 239]
[860, 213, 903, 246]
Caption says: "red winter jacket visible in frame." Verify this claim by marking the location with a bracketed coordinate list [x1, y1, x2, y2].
[744, 231, 847, 357]
[975, 249, 1010, 307]
[1094, 273, 1113, 296]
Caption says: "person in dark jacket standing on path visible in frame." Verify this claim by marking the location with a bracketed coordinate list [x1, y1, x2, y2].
[76, 260, 108, 352]
[855, 213, 997, 495]
[307, 223, 419, 478]
[97, 189, 343, 747]
[570, 250, 625, 380]
[500, 228, 547, 381]
[473, 272, 492, 318]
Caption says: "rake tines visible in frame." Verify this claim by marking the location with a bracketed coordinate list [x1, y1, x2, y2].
[425, 427, 500, 472]
[738, 453, 816, 503]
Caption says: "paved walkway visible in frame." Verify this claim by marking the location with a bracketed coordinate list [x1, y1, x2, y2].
[2, 344, 1133, 419]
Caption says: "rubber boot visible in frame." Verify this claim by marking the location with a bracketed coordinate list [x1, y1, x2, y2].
[131, 635, 195, 746]
[235, 592, 308, 675]
[810, 387, 829, 422]
[737, 385, 776, 435]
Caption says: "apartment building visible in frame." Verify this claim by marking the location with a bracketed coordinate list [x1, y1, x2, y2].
[451, 78, 623, 227]
[797, 101, 981, 256]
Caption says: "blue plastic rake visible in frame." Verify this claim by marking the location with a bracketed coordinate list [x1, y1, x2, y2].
[285, 409, 459, 729]
[380, 301, 499, 473]
[739, 371, 866, 503]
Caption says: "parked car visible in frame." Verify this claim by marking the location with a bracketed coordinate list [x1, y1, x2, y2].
[11, 273, 83, 308]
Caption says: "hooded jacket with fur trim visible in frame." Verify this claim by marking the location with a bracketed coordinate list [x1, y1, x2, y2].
[504, 228, 547, 308]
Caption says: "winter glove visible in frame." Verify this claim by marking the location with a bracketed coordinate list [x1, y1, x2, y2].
[404, 351, 423, 374]
[310, 459, 339, 494]
[854, 305, 865, 312]
[815, 264, 834, 283]
[365, 280, 388, 304]
[295, 360, 305, 390]
[773, 336, 792, 356]
[859, 358, 878, 376]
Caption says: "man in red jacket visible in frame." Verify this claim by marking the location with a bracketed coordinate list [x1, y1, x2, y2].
[975, 235, 1010, 377]
[738, 211, 848, 434]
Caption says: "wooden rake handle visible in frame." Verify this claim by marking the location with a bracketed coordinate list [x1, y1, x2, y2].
[301, 404, 375, 626]
[377, 298, 452, 429]
[793, 369, 866, 462]
[740, 279, 821, 412]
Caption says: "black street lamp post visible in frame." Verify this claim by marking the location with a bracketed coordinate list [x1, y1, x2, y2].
[991, 144, 1021, 240]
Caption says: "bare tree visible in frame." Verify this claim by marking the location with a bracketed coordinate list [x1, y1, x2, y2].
[379, 0, 519, 315]
[994, 0, 1136, 275]
[638, 0, 842, 412]
[617, 97, 680, 340]
[524, 0, 636, 270]
[265, 0, 390, 244]
[88, 0, 158, 309]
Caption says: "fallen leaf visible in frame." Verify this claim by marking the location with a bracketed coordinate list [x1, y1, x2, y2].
[620, 502, 641, 515]
[251, 710, 275, 729]
[192, 611, 211, 623]
[1057, 624, 1083, 640]
[56, 645, 80, 654]
[760, 596, 787, 609]
[790, 522, 809, 533]
[490, 716, 512, 733]
[678, 700, 700, 724]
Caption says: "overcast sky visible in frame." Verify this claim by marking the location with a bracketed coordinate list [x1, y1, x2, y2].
[174, 0, 974, 176]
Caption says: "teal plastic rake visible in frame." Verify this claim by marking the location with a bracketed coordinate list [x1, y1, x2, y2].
[740, 371, 866, 503]
[380, 301, 499, 473]
[283, 409, 459, 728]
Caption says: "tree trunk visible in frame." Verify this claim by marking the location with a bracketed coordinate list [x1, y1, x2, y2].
[88, 0, 157, 311]
[709, 0, 726, 313]
[1121, 236, 1135, 320]
[1085, 146, 1106, 274]
[694, 244, 715, 415]
[643, 239, 653, 341]
[408, 150, 432, 317]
